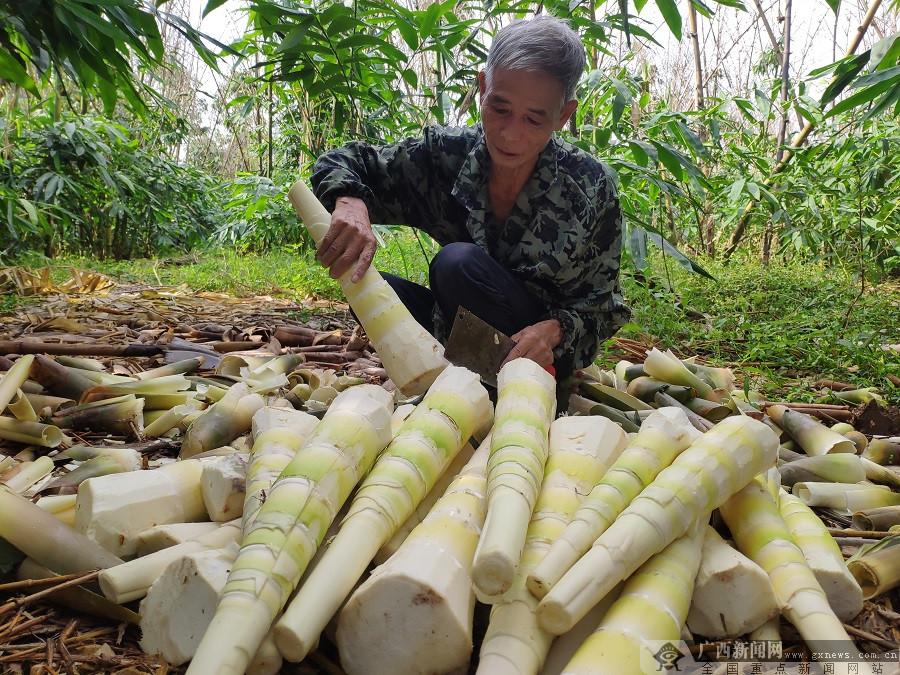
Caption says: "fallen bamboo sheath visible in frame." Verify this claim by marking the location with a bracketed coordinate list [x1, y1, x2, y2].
[143, 401, 207, 438]
[654, 391, 714, 431]
[0, 489, 123, 573]
[862, 439, 900, 466]
[7, 389, 37, 421]
[98, 520, 241, 604]
[474, 359, 557, 599]
[15, 559, 140, 624]
[851, 507, 900, 531]
[476, 416, 627, 675]
[793, 482, 900, 511]
[43, 447, 143, 492]
[847, 535, 900, 599]
[767, 405, 856, 455]
[560, 522, 706, 675]
[52, 394, 145, 437]
[527, 408, 699, 600]
[626, 376, 693, 403]
[135, 357, 205, 381]
[180, 383, 264, 458]
[537, 416, 778, 635]
[779, 454, 867, 488]
[0, 417, 64, 448]
[684, 396, 732, 422]
[274, 366, 491, 662]
[0, 340, 164, 357]
[1, 456, 54, 493]
[643, 348, 718, 400]
[22, 393, 73, 414]
[337, 436, 492, 675]
[860, 457, 900, 489]
[0, 355, 35, 414]
[287, 181, 448, 395]
[720, 478, 874, 673]
[686, 526, 779, 638]
[30, 355, 103, 399]
[779, 490, 863, 621]
[80, 374, 191, 404]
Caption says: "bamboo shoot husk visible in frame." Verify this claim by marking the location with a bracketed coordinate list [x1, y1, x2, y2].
[17, 558, 140, 624]
[862, 439, 900, 466]
[0, 355, 34, 414]
[847, 535, 900, 599]
[852, 506, 900, 531]
[0, 417, 64, 447]
[767, 405, 855, 455]
[0, 489, 123, 573]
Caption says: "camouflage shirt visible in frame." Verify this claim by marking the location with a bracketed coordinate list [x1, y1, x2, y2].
[311, 123, 631, 374]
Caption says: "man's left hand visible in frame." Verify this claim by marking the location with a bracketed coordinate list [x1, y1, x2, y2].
[502, 319, 562, 369]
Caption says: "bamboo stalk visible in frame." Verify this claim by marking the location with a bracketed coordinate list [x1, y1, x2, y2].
[0, 341, 163, 357]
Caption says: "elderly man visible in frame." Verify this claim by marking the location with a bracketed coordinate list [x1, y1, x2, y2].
[311, 15, 629, 381]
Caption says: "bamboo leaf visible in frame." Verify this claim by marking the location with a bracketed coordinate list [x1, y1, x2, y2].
[654, 0, 682, 40]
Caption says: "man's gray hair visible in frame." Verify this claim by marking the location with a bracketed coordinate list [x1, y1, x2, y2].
[485, 15, 586, 102]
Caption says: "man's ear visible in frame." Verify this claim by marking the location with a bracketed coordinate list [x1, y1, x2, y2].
[557, 99, 578, 130]
[478, 71, 487, 102]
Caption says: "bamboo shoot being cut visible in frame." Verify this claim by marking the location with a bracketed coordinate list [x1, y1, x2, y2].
[288, 180, 447, 395]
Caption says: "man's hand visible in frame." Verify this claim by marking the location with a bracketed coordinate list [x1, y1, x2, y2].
[502, 319, 562, 369]
[317, 196, 377, 283]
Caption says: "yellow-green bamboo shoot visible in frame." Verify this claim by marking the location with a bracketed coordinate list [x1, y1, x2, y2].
[538, 416, 778, 635]
[274, 366, 491, 662]
[720, 478, 873, 672]
[779, 489, 863, 620]
[473, 358, 557, 599]
[288, 180, 447, 395]
[686, 526, 779, 638]
[336, 436, 491, 675]
[186, 384, 394, 675]
[476, 416, 627, 675]
[527, 407, 699, 599]
[561, 522, 705, 675]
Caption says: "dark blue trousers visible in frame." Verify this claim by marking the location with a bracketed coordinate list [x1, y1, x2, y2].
[381, 242, 547, 342]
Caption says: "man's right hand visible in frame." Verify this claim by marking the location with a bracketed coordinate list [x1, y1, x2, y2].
[316, 196, 377, 283]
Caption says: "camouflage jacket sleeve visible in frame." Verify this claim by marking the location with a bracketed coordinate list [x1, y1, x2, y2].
[543, 171, 631, 374]
[310, 127, 471, 245]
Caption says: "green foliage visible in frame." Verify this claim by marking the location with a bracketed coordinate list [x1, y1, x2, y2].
[0, 0, 228, 111]
[608, 255, 900, 403]
[0, 111, 220, 259]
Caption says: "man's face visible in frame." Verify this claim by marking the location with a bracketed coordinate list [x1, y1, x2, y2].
[479, 67, 577, 172]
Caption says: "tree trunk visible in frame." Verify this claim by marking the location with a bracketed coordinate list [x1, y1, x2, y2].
[764, 0, 793, 264]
